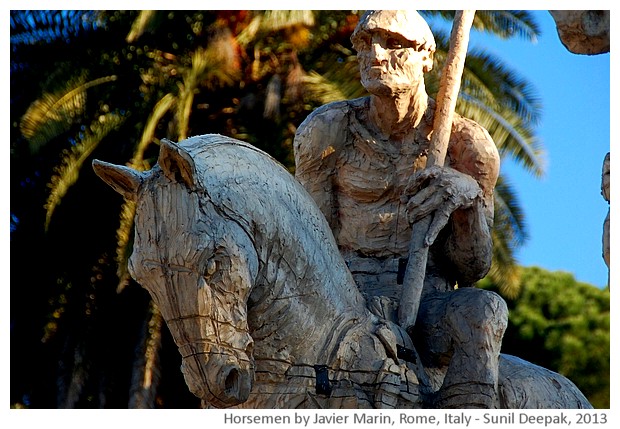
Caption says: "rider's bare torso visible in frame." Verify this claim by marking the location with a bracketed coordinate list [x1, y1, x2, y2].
[295, 96, 498, 302]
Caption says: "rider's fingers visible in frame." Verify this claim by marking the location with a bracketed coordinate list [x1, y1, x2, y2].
[406, 185, 435, 208]
[406, 187, 442, 223]
[424, 203, 454, 246]
[404, 166, 440, 195]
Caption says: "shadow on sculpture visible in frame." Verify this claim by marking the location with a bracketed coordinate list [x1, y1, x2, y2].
[93, 135, 591, 409]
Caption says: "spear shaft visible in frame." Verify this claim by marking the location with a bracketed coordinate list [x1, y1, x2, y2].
[398, 10, 476, 332]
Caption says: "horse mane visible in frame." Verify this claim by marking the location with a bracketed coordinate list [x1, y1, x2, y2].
[177, 134, 366, 312]
[179, 134, 319, 234]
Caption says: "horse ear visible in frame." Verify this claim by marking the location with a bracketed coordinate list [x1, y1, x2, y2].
[159, 139, 196, 188]
[92, 160, 143, 201]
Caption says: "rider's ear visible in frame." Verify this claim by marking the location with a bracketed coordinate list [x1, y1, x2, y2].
[159, 139, 197, 189]
[422, 51, 434, 73]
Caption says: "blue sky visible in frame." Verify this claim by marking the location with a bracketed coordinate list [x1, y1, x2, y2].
[459, 10, 610, 288]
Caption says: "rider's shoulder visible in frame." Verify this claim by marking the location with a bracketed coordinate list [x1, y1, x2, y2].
[451, 114, 494, 146]
[447, 113, 500, 185]
[299, 97, 368, 129]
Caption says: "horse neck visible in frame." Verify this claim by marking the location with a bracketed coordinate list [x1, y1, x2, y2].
[192, 140, 371, 366]
[245, 172, 371, 366]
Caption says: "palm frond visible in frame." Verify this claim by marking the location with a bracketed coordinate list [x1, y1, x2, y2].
[132, 92, 176, 167]
[20, 75, 118, 153]
[302, 71, 350, 105]
[44, 112, 126, 231]
[457, 96, 546, 177]
[302, 49, 365, 105]
[474, 10, 540, 42]
[494, 175, 528, 248]
[237, 10, 315, 46]
[236, 14, 263, 47]
[488, 231, 523, 299]
[128, 301, 163, 408]
[463, 48, 542, 126]
[126, 10, 158, 43]
[421, 10, 540, 42]
[486, 175, 528, 298]
[176, 82, 195, 141]
[115, 200, 136, 293]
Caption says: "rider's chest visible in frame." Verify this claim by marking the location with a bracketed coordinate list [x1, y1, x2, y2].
[335, 135, 428, 202]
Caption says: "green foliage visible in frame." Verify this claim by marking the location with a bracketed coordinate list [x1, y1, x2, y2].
[480, 267, 610, 408]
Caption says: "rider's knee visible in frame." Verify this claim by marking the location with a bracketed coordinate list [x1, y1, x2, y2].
[454, 288, 508, 334]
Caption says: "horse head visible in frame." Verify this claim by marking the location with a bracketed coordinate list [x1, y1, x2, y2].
[93, 139, 258, 407]
[93, 137, 595, 410]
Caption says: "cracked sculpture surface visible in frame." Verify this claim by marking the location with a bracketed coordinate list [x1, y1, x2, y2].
[93, 10, 592, 409]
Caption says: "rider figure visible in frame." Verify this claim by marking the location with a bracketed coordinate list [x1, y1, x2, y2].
[294, 10, 507, 408]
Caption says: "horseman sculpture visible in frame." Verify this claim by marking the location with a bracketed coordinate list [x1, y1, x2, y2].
[93, 10, 592, 409]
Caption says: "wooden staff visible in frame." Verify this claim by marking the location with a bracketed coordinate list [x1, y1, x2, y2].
[398, 10, 476, 332]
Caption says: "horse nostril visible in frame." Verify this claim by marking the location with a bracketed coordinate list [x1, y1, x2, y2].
[225, 368, 240, 394]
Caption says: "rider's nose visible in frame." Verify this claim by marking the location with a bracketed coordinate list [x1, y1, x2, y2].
[370, 42, 385, 59]
[370, 42, 388, 63]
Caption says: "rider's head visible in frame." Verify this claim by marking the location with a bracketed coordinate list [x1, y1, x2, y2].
[351, 10, 435, 95]
[352, 10, 436, 58]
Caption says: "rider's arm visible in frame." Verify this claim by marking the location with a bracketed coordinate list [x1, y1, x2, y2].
[444, 117, 500, 285]
[293, 103, 349, 232]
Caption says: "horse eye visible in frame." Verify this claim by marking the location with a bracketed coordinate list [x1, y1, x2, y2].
[205, 259, 218, 277]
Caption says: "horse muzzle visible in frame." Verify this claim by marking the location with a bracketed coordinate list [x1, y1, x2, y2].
[180, 346, 254, 408]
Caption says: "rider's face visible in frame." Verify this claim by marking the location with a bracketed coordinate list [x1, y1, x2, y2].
[354, 29, 433, 96]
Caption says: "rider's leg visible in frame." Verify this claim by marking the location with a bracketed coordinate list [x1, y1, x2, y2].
[415, 287, 508, 408]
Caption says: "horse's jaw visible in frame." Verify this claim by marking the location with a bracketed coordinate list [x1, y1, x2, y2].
[181, 349, 255, 408]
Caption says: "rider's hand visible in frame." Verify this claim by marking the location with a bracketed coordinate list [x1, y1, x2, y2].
[402, 166, 483, 246]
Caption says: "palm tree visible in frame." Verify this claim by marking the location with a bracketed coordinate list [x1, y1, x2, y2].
[10, 10, 542, 408]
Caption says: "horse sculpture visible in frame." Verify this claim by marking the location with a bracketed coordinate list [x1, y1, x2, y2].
[93, 134, 591, 409]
